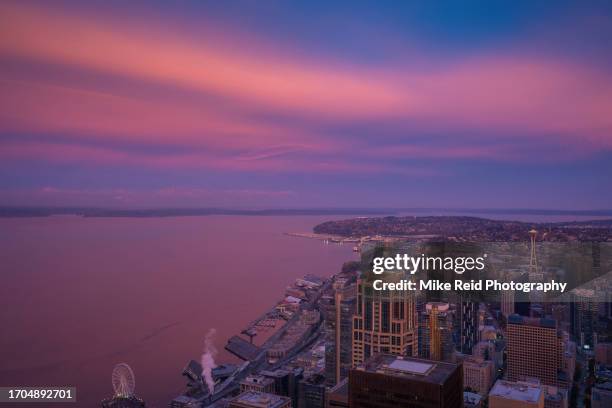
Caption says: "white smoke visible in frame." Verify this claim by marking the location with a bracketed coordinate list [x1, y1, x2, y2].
[201, 328, 217, 394]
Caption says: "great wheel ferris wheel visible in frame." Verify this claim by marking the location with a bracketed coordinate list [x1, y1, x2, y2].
[111, 363, 136, 398]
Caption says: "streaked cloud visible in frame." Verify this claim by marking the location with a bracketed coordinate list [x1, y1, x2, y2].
[0, 1, 611, 208]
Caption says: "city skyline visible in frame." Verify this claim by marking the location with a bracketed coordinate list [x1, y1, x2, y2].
[1, 1, 612, 209]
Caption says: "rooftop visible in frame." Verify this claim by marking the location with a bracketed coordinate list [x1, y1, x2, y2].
[241, 375, 274, 386]
[489, 380, 542, 403]
[356, 354, 459, 385]
[388, 359, 434, 375]
[507, 314, 557, 329]
[230, 391, 290, 408]
[328, 377, 349, 396]
[464, 391, 482, 407]
[425, 302, 450, 312]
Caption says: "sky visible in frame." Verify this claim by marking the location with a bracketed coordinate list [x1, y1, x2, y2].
[1, 1, 611, 209]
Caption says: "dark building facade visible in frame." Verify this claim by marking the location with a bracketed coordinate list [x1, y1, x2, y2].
[260, 368, 303, 408]
[298, 374, 326, 408]
[458, 300, 477, 355]
[418, 302, 454, 362]
[323, 282, 356, 386]
[349, 354, 463, 408]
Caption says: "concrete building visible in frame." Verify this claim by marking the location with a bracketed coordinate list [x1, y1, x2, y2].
[562, 341, 576, 388]
[352, 276, 418, 365]
[463, 356, 494, 395]
[228, 391, 291, 408]
[297, 374, 326, 408]
[489, 380, 544, 408]
[474, 340, 503, 373]
[349, 354, 463, 408]
[260, 368, 302, 408]
[542, 385, 568, 408]
[506, 315, 567, 387]
[240, 375, 276, 394]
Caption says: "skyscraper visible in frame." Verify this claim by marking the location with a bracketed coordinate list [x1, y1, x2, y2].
[324, 280, 356, 386]
[459, 300, 478, 355]
[570, 288, 599, 349]
[501, 290, 515, 318]
[418, 302, 454, 362]
[352, 275, 418, 365]
[506, 315, 567, 388]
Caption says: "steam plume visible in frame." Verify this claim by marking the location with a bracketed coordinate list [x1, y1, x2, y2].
[201, 328, 217, 394]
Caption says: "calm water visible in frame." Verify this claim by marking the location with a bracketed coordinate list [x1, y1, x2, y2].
[0, 216, 356, 407]
[1, 212, 607, 407]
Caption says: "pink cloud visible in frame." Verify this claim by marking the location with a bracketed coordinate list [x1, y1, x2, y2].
[0, 3, 404, 119]
[0, 1, 611, 171]
[401, 58, 612, 147]
[0, 79, 321, 150]
[0, 140, 432, 176]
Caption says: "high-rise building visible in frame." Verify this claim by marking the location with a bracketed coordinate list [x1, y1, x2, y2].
[463, 356, 494, 395]
[352, 275, 418, 365]
[459, 300, 478, 355]
[506, 315, 567, 388]
[570, 289, 599, 349]
[418, 302, 454, 361]
[298, 374, 326, 408]
[561, 340, 576, 388]
[348, 354, 463, 408]
[323, 281, 356, 385]
[488, 379, 544, 408]
[325, 378, 348, 408]
[228, 391, 291, 408]
[260, 368, 302, 408]
[501, 290, 515, 318]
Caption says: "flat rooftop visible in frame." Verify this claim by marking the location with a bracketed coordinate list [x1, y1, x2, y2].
[356, 354, 459, 385]
[388, 359, 434, 375]
[241, 375, 274, 386]
[225, 336, 261, 361]
[231, 391, 289, 408]
[489, 380, 542, 403]
[507, 314, 557, 329]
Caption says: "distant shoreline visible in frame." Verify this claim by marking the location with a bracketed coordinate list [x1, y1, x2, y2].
[2, 206, 612, 219]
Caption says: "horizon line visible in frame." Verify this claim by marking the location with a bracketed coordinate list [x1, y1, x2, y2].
[2, 205, 612, 217]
